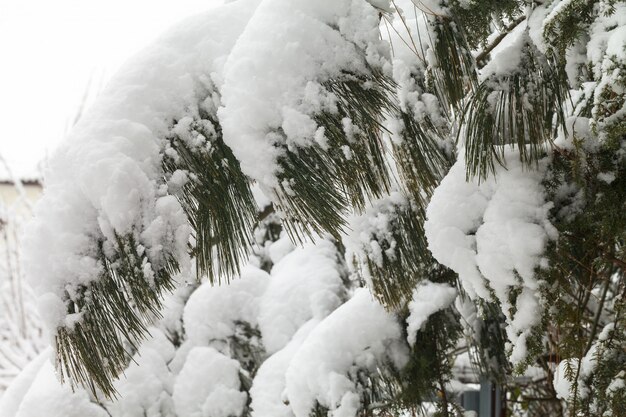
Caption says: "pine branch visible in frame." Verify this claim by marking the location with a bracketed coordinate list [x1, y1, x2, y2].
[393, 109, 451, 203]
[274, 68, 397, 241]
[475, 16, 526, 67]
[56, 233, 179, 398]
[429, 16, 478, 112]
[163, 114, 258, 282]
[348, 193, 455, 309]
[462, 44, 569, 180]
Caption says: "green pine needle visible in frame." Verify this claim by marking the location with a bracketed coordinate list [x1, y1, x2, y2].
[56, 234, 179, 398]
[393, 110, 451, 204]
[429, 17, 478, 113]
[274, 68, 397, 241]
[163, 114, 258, 283]
[352, 198, 439, 309]
[462, 45, 569, 180]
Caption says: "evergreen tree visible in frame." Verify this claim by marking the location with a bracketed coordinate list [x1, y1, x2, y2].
[3, 0, 625, 416]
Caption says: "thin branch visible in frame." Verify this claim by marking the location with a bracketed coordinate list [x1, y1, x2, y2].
[475, 16, 526, 67]
[584, 274, 611, 354]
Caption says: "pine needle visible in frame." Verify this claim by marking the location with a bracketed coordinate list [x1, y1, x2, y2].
[163, 114, 258, 283]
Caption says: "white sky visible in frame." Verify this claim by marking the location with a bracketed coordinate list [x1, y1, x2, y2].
[0, 0, 221, 177]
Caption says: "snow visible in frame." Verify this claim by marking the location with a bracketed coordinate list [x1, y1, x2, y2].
[588, 4, 626, 133]
[587, 4, 626, 70]
[267, 235, 296, 266]
[553, 338, 600, 401]
[381, 1, 448, 130]
[555, 115, 593, 150]
[425, 149, 557, 362]
[607, 372, 625, 394]
[0, 349, 51, 417]
[107, 328, 176, 417]
[406, 281, 457, 346]
[250, 321, 317, 417]
[173, 346, 247, 417]
[526, 4, 550, 54]
[344, 192, 408, 286]
[284, 289, 407, 417]
[12, 361, 108, 417]
[22, 0, 260, 336]
[183, 265, 269, 346]
[259, 239, 345, 354]
[480, 23, 528, 81]
[218, 0, 388, 190]
[553, 360, 575, 401]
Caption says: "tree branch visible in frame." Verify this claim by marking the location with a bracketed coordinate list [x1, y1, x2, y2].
[475, 16, 526, 67]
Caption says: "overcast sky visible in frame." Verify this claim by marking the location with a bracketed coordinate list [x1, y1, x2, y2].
[0, 0, 221, 177]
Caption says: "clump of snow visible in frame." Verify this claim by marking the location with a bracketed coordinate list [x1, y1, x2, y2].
[553, 359, 577, 401]
[0, 349, 52, 417]
[597, 171, 616, 184]
[259, 239, 345, 354]
[425, 149, 557, 363]
[344, 192, 407, 287]
[267, 235, 296, 265]
[250, 321, 318, 417]
[183, 265, 269, 346]
[381, 1, 448, 134]
[284, 289, 407, 417]
[480, 24, 528, 81]
[173, 346, 247, 417]
[587, 3, 626, 133]
[553, 334, 601, 401]
[406, 281, 457, 346]
[219, 0, 389, 190]
[607, 371, 626, 394]
[107, 328, 176, 417]
[11, 361, 108, 417]
[555, 115, 593, 150]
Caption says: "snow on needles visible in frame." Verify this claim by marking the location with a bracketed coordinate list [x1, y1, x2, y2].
[22, 0, 260, 331]
[425, 148, 557, 362]
[218, 0, 389, 189]
[285, 289, 407, 417]
[406, 281, 457, 347]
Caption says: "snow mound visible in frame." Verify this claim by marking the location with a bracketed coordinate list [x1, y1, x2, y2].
[425, 148, 557, 362]
[285, 289, 407, 417]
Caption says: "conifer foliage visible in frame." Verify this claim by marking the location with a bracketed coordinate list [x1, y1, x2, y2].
[5, 0, 625, 416]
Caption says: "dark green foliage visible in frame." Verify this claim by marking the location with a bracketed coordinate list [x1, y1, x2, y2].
[542, 0, 597, 59]
[593, 57, 626, 135]
[393, 110, 451, 201]
[536, 131, 626, 414]
[447, 0, 523, 50]
[275, 143, 349, 241]
[275, 69, 396, 241]
[354, 200, 430, 309]
[320, 72, 395, 210]
[393, 308, 462, 416]
[429, 17, 477, 113]
[473, 302, 510, 383]
[163, 115, 258, 282]
[56, 233, 179, 398]
[462, 42, 569, 180]
[586, 312, 626, 416]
